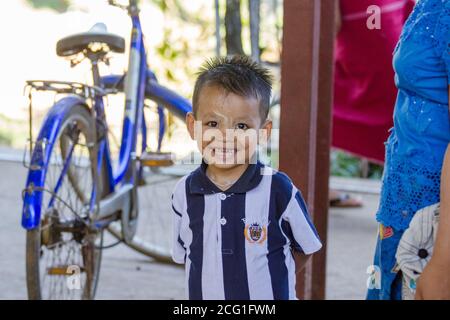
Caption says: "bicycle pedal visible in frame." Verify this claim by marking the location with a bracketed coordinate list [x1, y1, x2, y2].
[139, 151, 174, 167]
[47, 265, 85, 276]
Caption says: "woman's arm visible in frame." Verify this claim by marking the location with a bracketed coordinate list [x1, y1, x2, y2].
[415, 86, 450, 300]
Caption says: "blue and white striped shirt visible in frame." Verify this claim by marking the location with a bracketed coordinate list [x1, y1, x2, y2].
[171, 161, 322, 300]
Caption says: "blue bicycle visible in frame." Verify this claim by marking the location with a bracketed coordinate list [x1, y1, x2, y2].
[21, 0, 191, 299]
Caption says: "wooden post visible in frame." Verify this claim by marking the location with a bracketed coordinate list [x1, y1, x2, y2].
[279, 0, 335, 300]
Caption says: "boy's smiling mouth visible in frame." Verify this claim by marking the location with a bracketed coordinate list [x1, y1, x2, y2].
[203, 145, 248, 165]
[213, 147, 238, 160]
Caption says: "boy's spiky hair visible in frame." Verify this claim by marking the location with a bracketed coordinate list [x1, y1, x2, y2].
[192, 55, 273, 120]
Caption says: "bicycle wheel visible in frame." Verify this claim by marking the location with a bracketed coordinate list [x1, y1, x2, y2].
[26, 104, 104, 299]
[108, 170, 183, 263]
[107, 98, 190, 263]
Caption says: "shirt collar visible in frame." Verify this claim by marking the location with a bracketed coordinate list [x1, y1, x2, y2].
[189, 160, 265, 195]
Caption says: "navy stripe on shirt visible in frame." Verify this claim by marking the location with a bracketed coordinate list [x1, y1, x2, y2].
[281, 220, 304, 253]
[267, 171, 293, 299]
[294, 191, 320, 240]
[221, 192, 250, 299]
[172, 204, 182, 217]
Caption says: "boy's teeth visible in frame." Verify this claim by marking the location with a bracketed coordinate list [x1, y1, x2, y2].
[215, 149, 235, 155]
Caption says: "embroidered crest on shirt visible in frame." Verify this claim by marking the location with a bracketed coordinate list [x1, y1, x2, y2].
[242, 219, 269, 244]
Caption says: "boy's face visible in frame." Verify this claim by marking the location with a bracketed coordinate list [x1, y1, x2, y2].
[187, 84, 272, 169]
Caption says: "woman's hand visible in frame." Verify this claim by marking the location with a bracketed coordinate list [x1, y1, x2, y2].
[415, 260, 450, 300]
[416, 87, 450, 300]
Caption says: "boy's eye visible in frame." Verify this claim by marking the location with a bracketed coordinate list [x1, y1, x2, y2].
[235, 123, 249, 130]
[206, 121, 218, 128]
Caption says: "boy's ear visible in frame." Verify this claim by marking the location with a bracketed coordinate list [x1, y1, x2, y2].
[260, 118, 273, 142]
[257, 118, 272, 147]
[186, 112, 196, 140]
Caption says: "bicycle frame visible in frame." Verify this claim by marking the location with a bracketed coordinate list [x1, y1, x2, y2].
[97, 10, 148, 194]
[21, 1, 192, 230]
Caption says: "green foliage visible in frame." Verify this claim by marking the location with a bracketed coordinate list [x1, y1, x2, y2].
[150, 0, 168, 12]
[368, 163, 384, 179]
[331, 150, 383, 179]
[331, 151, 360, 177]
[149, 0, 216, 100]
[26, 0, 71, 13]
[150, 0, 209, 25]
[0, 130, 13, 146]
[0, 114, 27, 147]
[156, 33, 181, 61]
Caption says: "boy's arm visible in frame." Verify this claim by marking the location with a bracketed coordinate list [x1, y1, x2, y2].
[282, 187, 322, 255]
[292, 250, 312, 274]
[171, 180, 187, 264]
[171, 205, 186, 264]
[415, 86, 450, 299]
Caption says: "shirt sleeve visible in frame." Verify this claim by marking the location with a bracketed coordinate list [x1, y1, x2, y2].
[171, 189, 186, 264]
[281, 188, 322, 255]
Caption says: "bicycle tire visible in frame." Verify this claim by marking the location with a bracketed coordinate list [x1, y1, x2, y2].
[26, 104, 104, 299]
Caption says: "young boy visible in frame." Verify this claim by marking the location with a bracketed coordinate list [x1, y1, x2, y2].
[171, 55, 322, 300]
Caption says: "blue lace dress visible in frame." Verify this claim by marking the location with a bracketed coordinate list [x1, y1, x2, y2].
[376, 0, 450, 231]
[367, 0, 449, 300]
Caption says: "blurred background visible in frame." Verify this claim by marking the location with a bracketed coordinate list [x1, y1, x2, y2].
[0, 0, 380, 179]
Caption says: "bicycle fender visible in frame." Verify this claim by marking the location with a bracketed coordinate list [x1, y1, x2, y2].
[21, 95, 89, 230]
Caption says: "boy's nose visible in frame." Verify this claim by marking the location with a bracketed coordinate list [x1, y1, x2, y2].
[208, 126, 230, 140]
[214, 140, 234, 148]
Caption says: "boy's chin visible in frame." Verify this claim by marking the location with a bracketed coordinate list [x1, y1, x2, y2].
[208, 162, 242, 169]
[204, 156, 248, 170]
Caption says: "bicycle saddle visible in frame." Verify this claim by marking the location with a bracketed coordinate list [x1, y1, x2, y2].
[56, 23, 125, 57]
